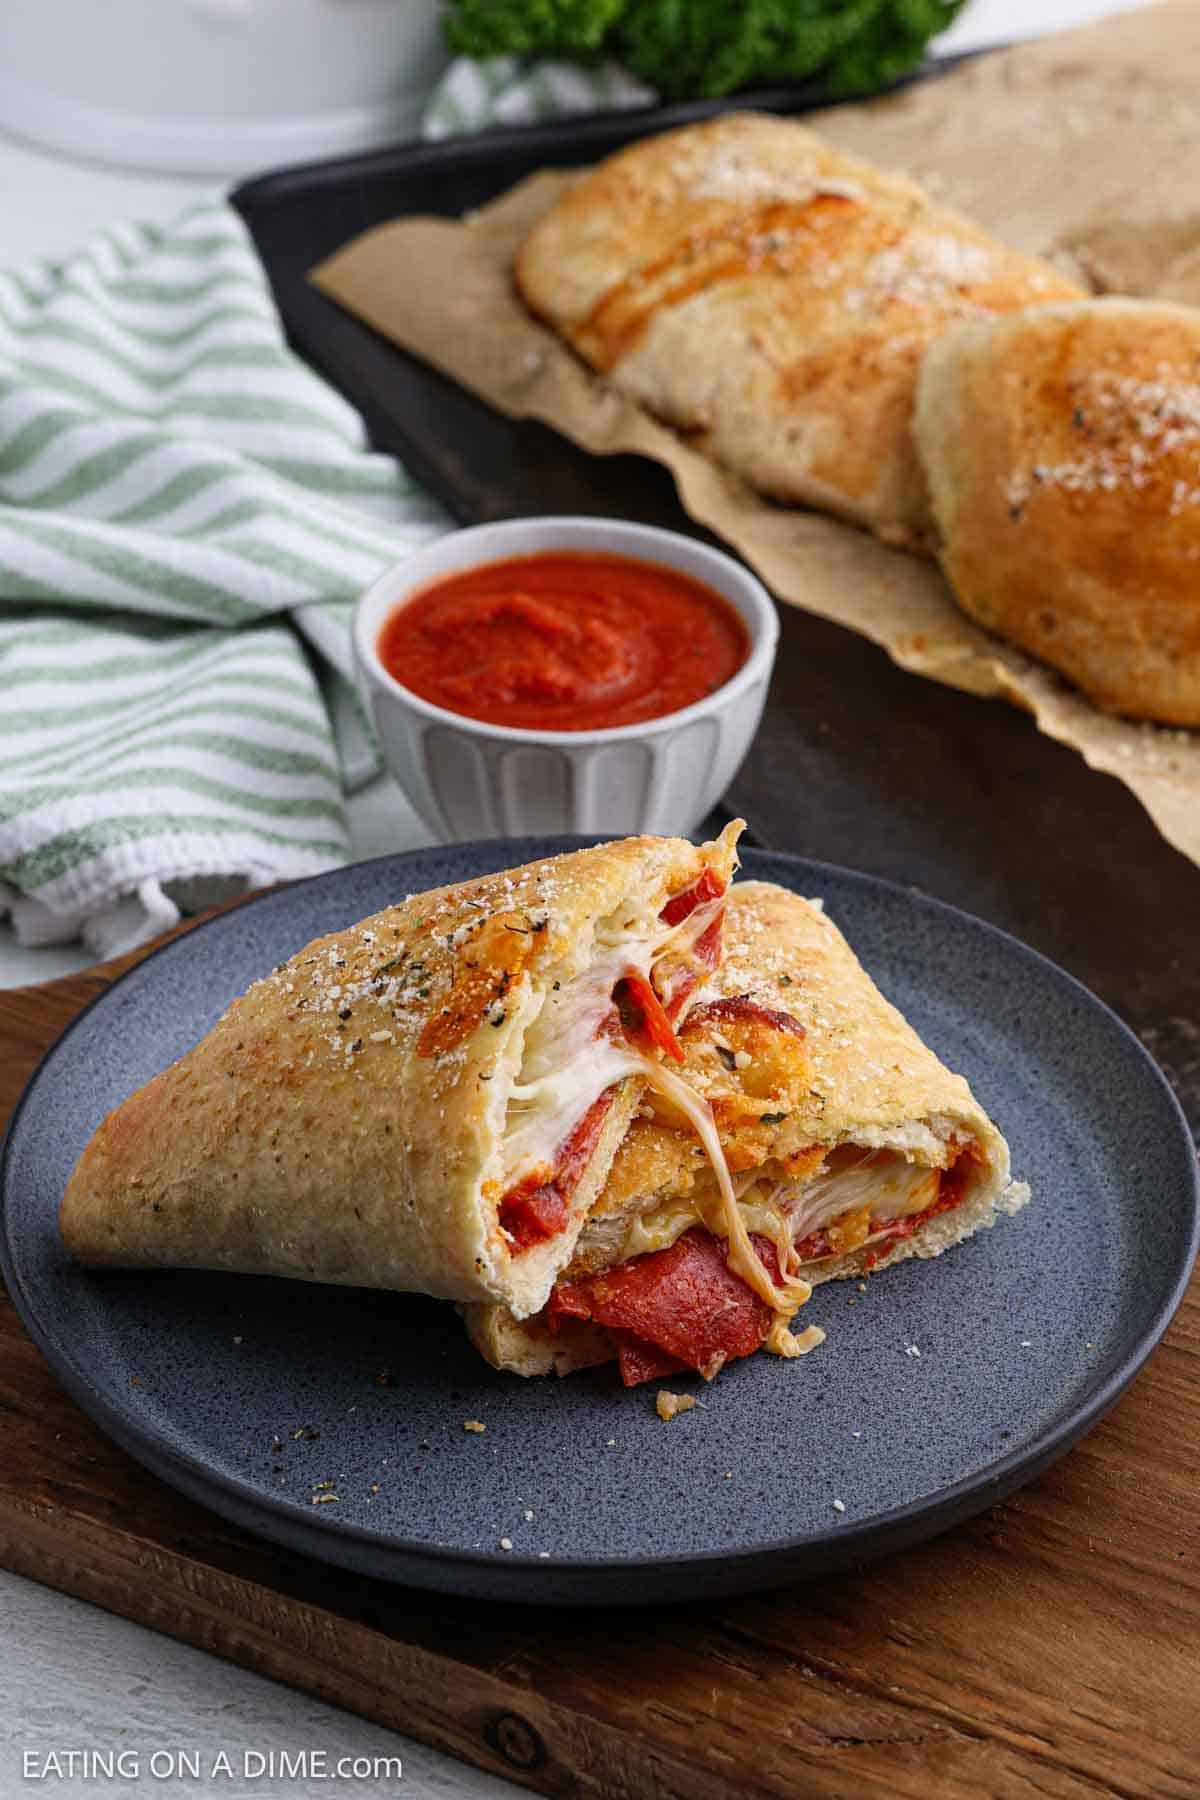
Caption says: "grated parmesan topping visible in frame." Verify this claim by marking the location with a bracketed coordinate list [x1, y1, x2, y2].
[688, 146, 863, 206]
[255, 851, 600, 1072]
[1003, 364, 1200, 514]
[844, 234, 997, 312]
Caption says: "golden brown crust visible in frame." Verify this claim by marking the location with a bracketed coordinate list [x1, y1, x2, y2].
[915, 298, 1200, 726]
[711, 882, 998, 1148]
[462, 1301, 614, 1379]
[516, 113, 1081, 547]
[59, 829, 740, 1317]
[589, 879, 1001, 1235]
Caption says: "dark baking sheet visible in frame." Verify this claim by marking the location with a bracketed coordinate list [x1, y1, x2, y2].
[231, 80, 1200, 1139]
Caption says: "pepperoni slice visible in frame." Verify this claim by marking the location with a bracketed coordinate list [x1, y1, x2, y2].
[659, 910, 726, 1023]
[613, 969, 686, 1063]
[498, 1091, 614, 1250]
[659, 866, 725, 927]
[683, 995, 806, 1039]
[548, 1228, 781, 1385]
[690, 910, 725, 970]
[614, 1335, 688, 1386]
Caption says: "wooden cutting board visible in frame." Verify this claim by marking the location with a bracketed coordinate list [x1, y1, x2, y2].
[0, 921, 1197, 1800]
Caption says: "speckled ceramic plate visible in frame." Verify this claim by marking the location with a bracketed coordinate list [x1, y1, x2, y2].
[2, 843, 1196, 1605]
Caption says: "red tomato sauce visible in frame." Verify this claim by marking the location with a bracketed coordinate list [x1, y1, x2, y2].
[377, 552, 750, 732]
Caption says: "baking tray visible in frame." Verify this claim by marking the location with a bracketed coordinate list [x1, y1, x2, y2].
[231, 74, 1200, 1136]
[230, 60, 976, 527]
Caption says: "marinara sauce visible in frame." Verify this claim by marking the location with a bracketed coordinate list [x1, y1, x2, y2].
[377, 552, 749, 732]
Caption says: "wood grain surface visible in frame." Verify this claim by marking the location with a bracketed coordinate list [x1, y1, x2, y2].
[1, 919, 1197, 1800]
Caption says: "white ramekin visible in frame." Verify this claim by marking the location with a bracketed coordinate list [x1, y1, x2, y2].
[352, 516, 779, 841]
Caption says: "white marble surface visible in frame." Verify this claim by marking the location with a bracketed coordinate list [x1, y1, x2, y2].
[0, 5, 1146, 1794]
[2, 1567, 520, 1799]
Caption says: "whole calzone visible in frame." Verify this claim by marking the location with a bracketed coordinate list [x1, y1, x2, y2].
[516, 112, 1082, 549]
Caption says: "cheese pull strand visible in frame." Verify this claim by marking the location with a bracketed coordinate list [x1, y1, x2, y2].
[636, 1060, 813, 1316]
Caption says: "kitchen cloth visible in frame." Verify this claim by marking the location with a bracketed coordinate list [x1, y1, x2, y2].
[424, 54, 654, 137]
[0, 201, 449, 960]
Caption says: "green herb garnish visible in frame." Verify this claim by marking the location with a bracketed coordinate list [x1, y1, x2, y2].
[443, 0, 964, 102]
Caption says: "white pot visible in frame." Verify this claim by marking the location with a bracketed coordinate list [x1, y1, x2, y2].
[0, 0, 450, 177]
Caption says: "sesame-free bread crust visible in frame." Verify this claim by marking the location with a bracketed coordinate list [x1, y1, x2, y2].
[914, 297, 1200, 726]
[516, 113, 1081, 549]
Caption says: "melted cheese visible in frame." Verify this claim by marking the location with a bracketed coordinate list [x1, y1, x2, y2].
[622, 1179, 789, 1277]
[497, 884, 810, 1320]
[632, 1060, 811, 1315]
[502, 935, 652, 1187]
[767, 1321, 826, 1358]
[607, 1146, 949, 1295]
[788, 1152, 940, 1256]
[499, 885, 732, 1225]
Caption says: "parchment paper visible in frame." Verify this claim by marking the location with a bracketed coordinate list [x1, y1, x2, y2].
[312, 2, 1200, 865]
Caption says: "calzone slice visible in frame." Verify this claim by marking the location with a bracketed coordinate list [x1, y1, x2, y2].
[468, 880, 1027, 1383]
[516, 112, 1081, 549]
[60, 827, 741, 1319]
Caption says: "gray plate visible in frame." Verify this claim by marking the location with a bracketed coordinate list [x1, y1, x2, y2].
[2, 843, 1196, 1605]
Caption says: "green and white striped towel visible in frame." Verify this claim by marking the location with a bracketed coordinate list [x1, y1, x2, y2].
[423, 54, 655, 138]
[0, 201, 454, 959]
[0, 64, 645, 963]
